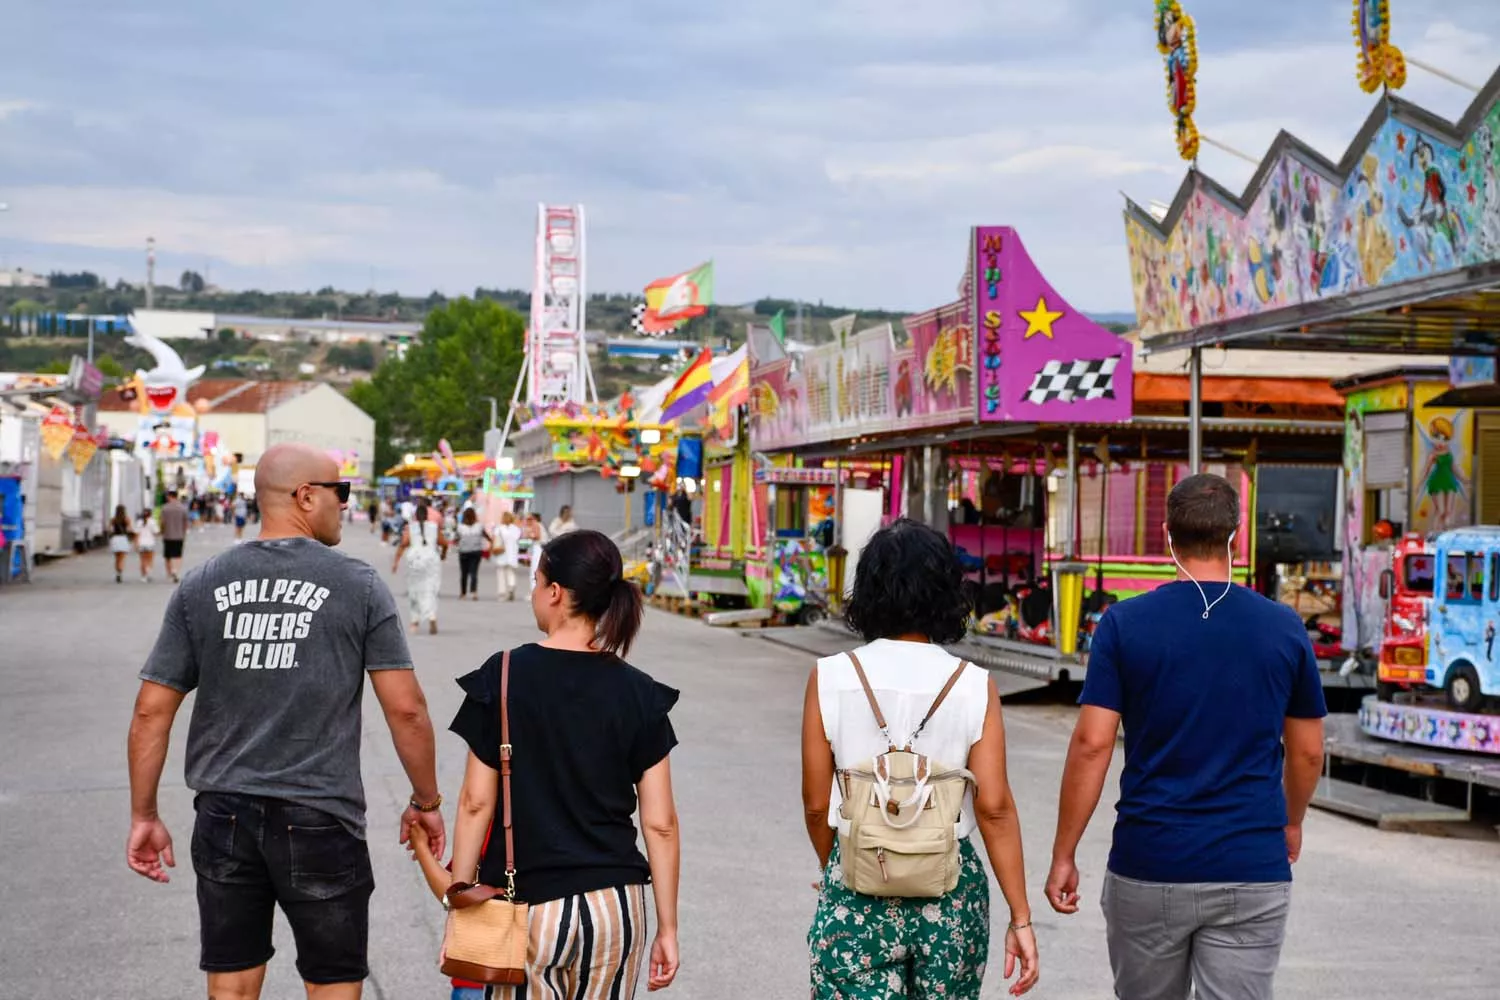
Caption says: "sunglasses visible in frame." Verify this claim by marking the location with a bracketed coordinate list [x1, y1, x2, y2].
[293, 481, 352, 504]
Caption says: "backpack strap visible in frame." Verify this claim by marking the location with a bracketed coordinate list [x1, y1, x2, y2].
[846, 652, 895, 751]
[908, 661, 971, 748]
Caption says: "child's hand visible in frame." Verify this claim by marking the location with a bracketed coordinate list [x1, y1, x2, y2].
[407, 821, 433, 861]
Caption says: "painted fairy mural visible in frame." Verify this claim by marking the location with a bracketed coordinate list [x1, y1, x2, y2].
[1411, 383, 1474, 536]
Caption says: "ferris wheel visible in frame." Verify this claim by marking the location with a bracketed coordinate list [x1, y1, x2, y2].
[494, 204, 598, 455]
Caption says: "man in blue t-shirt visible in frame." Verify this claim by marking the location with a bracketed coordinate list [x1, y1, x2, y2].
[1046, 473, 1326, 1000]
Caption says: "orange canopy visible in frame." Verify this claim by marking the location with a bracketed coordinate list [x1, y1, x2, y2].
[1134, 373, 1344, 407]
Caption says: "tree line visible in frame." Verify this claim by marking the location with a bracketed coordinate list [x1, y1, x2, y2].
[345, 298, 525, 476]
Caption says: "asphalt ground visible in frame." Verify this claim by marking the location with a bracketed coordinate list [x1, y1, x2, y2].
[1, 520, 1497, 998]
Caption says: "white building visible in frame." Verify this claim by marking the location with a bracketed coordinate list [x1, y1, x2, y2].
[126, 308, 421, 345]
[96, 378, 376, 481]
[0, 269, 47, 289]
[129, 309, 218, 341]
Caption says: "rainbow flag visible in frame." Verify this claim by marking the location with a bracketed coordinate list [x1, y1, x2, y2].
[660, 348, 714, 422]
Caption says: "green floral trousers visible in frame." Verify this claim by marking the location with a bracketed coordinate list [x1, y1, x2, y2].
[808, 838, 990, 999]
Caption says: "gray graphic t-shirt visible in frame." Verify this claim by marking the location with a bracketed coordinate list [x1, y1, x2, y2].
[140, 537, 412, 838]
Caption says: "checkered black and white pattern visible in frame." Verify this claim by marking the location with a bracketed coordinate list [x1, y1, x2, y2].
[1024, 357, 1119, 405]
[631, 303, 651, 337]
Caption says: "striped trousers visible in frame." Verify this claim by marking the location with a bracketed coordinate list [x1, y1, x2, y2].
[485, 883, 649, 1000]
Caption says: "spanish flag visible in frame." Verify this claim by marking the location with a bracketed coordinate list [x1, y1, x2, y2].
[660, 349, 714, 423]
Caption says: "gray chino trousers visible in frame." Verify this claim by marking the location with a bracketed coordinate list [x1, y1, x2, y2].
[1102, 871, 1290, 1000]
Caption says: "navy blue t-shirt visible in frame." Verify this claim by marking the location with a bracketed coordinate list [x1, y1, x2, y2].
[1081, 581, 1327, 884]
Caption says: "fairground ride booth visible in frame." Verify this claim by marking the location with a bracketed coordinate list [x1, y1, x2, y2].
[755, 226, 1356, 680]
[512, 398, 678, 536]
[747, 247, 982, 622]
[1129, 62, 1500, 750]
[383, 450, 533, 525]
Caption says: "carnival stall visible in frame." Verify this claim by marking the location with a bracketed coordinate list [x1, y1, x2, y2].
[512, 397, 678, 535]
[0, 365, 119, 572]
[1128, 13, 1500, 755]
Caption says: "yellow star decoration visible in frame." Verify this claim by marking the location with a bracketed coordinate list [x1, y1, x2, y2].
[1019, 297, 1065, 339]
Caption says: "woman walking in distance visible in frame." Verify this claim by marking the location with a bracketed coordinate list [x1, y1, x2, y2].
[492, 510, 523, 601]
[801, 519, 1039, 998]
[393, 501, 446, 634]
[108, 505, 135, 584]
[446, 529, 681, 996]
[454, 508, 490, 601]
[135, 508, 160, 582]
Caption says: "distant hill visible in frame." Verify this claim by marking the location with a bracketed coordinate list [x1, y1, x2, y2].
[1085, 311, 1137, 328]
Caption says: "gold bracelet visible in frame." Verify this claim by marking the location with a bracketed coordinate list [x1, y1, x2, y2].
[1008, 920, 1033, 931]
[410, 793, 443, 813]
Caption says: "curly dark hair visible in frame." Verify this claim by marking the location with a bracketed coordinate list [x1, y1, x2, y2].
[843, 518, 971, 645]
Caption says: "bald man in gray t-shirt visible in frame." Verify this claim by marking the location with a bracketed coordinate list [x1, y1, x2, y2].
[125, 443, 445, 996]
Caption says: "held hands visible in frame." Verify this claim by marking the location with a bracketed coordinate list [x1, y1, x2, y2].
[1003, 923, 1040, 996]
[400, 804, 446, 861]
[406, 821, 434, 862]
[1044, 856, 1081, 914]
[647, 930, 679, 992]
[126, 816, 176, 883]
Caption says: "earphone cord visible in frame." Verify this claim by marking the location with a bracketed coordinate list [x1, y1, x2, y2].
[1170, 536, 1236, 620]
[1184, 573, 1233, 621]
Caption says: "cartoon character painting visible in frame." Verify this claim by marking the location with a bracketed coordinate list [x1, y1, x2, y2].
[1417, 416, 1471, 533]
[894, 358, 915, 417]
[1474, 123, 1500, 260]
[1356, 154, 1398, 287]
[1398, 139, 1467, 270]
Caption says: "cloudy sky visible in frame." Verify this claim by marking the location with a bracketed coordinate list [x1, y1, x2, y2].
[2, 1, 1498, 314]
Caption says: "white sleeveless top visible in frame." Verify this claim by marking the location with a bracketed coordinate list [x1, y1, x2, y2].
[409, 520, 440, 549]
[817, 639, 989, 838]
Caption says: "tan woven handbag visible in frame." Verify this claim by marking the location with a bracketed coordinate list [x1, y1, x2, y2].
[836, 652, 976, 898]
[440, 650, 528, 985]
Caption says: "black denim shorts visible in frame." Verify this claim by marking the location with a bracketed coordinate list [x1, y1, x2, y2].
[191, 792, 375, 983]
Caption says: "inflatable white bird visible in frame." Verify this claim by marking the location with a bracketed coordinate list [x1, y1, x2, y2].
[125, 330, 206, 414]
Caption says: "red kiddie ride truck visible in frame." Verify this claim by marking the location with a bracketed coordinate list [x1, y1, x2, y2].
[1378, 534, 1436, 700]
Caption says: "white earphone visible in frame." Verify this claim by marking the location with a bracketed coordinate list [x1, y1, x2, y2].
[1168, 529, 1237, 620]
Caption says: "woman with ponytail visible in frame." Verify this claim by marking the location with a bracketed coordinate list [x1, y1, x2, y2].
[445, 529, 681, 996]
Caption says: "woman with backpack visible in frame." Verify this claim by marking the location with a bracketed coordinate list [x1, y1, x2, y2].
[801, 518, 1039, 998]
[445, 529, 681, 995]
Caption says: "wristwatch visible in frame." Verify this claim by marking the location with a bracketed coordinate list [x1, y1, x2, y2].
[409, 793, 443, 813]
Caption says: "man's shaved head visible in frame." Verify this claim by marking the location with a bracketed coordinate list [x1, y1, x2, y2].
[256, 444, 338, 502]
[255, 443, 344, 546]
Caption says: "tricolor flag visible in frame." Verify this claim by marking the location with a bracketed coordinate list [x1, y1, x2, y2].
[706, 347, 749, 438]
[660, 348, 715, 423]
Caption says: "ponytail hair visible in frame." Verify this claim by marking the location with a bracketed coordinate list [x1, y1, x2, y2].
[537, 529, 644, 656]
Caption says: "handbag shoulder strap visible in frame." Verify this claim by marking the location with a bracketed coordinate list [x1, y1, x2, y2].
[499, 649, 517, 900]
[846, 651, 895, 751]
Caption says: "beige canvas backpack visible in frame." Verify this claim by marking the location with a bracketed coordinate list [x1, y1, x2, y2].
[835, 652, 977, 898]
